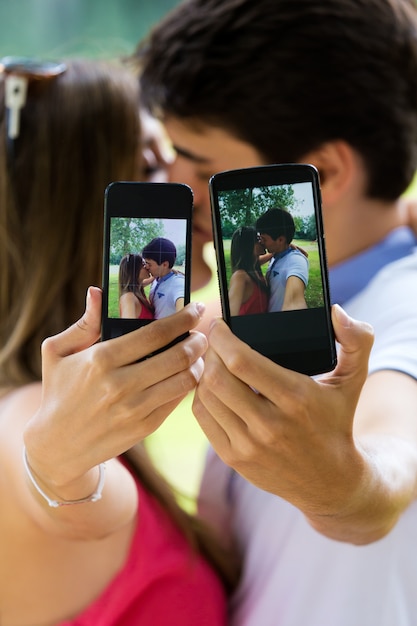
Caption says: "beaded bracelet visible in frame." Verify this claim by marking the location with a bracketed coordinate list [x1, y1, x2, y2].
[22, 446, 106, 508]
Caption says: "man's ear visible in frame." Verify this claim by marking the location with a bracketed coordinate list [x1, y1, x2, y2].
[301, 141, 358, 206]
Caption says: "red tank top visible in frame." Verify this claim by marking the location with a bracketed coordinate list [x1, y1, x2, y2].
[138, 302, 154, 319]
[239, 279, 268, 315]
[59, 473, 227, 625]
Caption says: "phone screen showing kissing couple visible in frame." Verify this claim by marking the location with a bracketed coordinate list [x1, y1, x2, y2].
[101, 181, 192, 352]
[209, 163, 337, 376]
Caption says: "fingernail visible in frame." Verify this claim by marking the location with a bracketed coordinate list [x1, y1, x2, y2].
[195, 302, 206, 317]
[334, 303, 351, 328]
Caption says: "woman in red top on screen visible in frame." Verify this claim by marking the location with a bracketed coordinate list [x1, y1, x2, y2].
[119, 253, 154, 319]
[228, 226, 270, 316]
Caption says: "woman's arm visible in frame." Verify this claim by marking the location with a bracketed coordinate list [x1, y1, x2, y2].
[14, 287, 206, 540]
[258, 252, 273, 266]
[282, 275, 307, 310]
[228, 271, 250, 316]
[119, 291, 140, 318]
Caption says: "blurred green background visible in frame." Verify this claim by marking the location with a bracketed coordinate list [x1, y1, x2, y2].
[0, 0, 181, 58]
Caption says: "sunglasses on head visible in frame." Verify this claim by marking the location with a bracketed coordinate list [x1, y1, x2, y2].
[1, 56, 67, 140]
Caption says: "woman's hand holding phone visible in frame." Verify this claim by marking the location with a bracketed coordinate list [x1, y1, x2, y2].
[23, 287, 207, 505]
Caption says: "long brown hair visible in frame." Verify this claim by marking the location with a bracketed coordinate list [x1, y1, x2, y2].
[231, 226, 269, 294]
[118, 252, 154, 314]
[0, 58, 141, 389]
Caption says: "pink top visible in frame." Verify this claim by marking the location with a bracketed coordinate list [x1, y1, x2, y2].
[138, 303, 154, 320]
[118, 294, 154, 320]
[59, 470, 227, 626]
[239, 279, 268, 315]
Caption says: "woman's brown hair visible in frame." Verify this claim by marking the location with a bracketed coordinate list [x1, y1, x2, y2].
[0, 58, 141, 389]
[118, 252, 154, 314]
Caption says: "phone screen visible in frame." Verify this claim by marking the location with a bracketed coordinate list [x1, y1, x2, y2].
[210, 164, 336, 375]
[102, 182, 192, 342]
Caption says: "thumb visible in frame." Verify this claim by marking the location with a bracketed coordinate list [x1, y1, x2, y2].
[42, 286, 102, 362]
[328, 304, 374, 395]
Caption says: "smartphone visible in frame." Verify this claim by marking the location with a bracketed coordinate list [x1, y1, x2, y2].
[209, 163, 336, 375]
[101, 181, 192, 352]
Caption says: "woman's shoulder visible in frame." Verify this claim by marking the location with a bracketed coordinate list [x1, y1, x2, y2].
[120, 291, 137, 303]
[0, 382, 42, 430]
[0, 383, 42, 514]
[120, 291, 142, 309]
[230, 269, 251, 282]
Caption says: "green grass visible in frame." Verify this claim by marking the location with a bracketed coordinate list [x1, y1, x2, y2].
[108, 266, 119, 317]
[303, 245, 324, 308]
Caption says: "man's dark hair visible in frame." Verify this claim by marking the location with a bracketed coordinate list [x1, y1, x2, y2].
[256, 208, 295, 244]
[142, 237, 177, 267]
[137, 0, 417, 200]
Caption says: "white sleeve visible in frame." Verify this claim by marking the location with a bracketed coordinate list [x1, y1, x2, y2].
[197, 446, 235, 549]
[346, 253, 417, 379]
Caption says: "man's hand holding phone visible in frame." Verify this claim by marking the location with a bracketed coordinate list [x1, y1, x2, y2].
[192, 304, 374, 541]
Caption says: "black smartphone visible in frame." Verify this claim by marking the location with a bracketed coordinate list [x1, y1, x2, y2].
[209, 163, 336, 375]
[101, 181, 192, 350]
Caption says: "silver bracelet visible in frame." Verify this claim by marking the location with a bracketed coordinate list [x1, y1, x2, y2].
[22, 446, 106, 508]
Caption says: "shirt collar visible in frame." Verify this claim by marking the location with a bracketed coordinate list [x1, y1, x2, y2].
[329, 226, 417, 305]
[273, 247, 293, 261]
[267, 247, 293, 274]
[156, 270, 174, 284]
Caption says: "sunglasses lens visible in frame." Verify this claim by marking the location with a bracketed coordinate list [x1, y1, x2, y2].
[0, 56, 66, 79]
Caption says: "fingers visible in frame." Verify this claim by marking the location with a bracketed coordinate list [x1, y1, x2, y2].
[192, 389, 233, 454]
[42, 286, 102, 362]
[25, 296, 208, 489]
[98, 301, 206, 368]
[206, 306, 374, 395]
[193, 320, 288, 446]
[193, 347, 254, 446]
[113, 330, 207, 396]
[95, 356, 206, 458]
[43, 298, 206, 369]
[192, 307, 376, 511]
[204, 318, 300, 398]
[197, 307, 374, 420]
[131, 354, 205, 420]
[30, 333, 206, 477]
